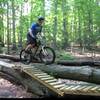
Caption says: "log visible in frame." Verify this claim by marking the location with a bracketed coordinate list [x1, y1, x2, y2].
[0, 54, 20, 61]
[0, 61, 54, 97]
[57, 60, 100, 66]
[1, 59, 100, 85]
[32, 63, 100, 84]
[0, 54, 40, 63]
[0, 54, 100, 66]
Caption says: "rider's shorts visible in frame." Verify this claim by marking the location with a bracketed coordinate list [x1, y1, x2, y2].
[27, 33, 37, 45]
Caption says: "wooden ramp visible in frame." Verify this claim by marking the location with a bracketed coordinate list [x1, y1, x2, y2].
[60, 84, 100, 96]
[21, 66, 100, 96]
[22, 67, 65, 96]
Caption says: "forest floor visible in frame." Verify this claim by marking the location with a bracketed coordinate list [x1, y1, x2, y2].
[0, 48, 100, 98]
[0, 78, 38, 98]
[66, 47, 100, 61]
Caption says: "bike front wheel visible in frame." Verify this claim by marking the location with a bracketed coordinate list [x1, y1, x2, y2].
[20, 49, 32, 64]
[39, 47, 56, 64]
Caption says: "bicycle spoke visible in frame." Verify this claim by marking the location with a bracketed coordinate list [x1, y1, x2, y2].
[40, 47, 55, 64]
[20, 49, 31, 64]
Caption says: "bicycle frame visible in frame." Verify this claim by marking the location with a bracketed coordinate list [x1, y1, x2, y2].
[31, 35, 46, 58]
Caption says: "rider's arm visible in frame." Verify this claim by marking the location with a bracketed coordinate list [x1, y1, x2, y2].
[29, 23, 36, 39]
[38, 26, 43, 36]
[28, 28, 35, 38]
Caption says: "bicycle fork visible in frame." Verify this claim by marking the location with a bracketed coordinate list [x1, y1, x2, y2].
[41, 46, 48, 55]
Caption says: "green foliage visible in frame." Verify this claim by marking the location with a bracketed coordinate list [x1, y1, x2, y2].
[56, 50, 75, 60]
[0, 8, 5, 14]
[0, 0, 99, 53]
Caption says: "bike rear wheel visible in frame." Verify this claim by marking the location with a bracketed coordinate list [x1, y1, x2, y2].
[39, 47, 56, 64]
[20, 49, 32, 64]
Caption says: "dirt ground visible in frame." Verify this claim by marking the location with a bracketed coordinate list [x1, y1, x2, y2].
[67, 47, 100, 61]
[0, 78, 37, 98]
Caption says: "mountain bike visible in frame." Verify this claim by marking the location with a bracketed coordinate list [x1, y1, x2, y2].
[20, 34, 56, 65]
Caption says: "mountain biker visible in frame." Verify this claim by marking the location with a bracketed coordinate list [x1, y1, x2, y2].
[25, 16, 45, 53]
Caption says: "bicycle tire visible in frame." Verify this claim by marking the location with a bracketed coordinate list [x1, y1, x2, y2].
[39, 46, 56, 65]
[20, 49, 32, 64]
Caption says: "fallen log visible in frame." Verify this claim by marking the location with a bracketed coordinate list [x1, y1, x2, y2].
[0, 54, 100, 66]
[57, 60, 100, 66]
[1, 60, 100, 85]
[0, 61, 54, 97]
[32, 63, 100, 84]
[0, 54, 20, 61]
[0, 54, 40, 63]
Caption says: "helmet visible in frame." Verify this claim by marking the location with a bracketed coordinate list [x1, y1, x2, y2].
[38, 16, 45, 21]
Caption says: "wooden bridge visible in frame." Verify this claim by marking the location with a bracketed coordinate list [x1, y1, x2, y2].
[0, 60, 100, 97]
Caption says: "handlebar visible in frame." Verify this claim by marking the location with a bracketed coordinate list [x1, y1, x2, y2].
[36, 34, 46, 46]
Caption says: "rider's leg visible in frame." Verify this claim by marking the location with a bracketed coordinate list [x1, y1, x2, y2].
[25, 33, 35, 52]
[31, 38, 38, 53]
[30, 44, 36, 53]
[25, 44, 34, 51]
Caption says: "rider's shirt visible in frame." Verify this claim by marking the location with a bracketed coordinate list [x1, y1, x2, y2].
[30, 22, 42, 39]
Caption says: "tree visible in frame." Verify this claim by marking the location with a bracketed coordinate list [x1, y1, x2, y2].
[61, 0, 69, 49]
[12, 0, 16, 50]
[6, 1, 10, 54]
[52, 0, 58, 49]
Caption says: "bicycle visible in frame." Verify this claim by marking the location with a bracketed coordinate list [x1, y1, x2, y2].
[20, 34, 56, 65]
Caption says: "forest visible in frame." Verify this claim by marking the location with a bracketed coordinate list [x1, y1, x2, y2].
[0, 0, 100, 54]
[0, 0, 100, 98]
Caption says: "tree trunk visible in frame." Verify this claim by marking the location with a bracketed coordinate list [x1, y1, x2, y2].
[32, 63, 100, 84]
[0, 54, 100, 66]
[0, 54, 41, 63]
[12, 0, 16, 50]
[53, 0, 58, 49]
[42, 0, 45, 34]
[0, 61, 54, 97]
[57, 60, 100, 66]
[77, 7, 82, 48]
[0, 55, 100, 84]
[0, 54, 20, 61]
[62, 0, 69, 49]
[7, 2, 10, 54]
[18, 3, 23, 49]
